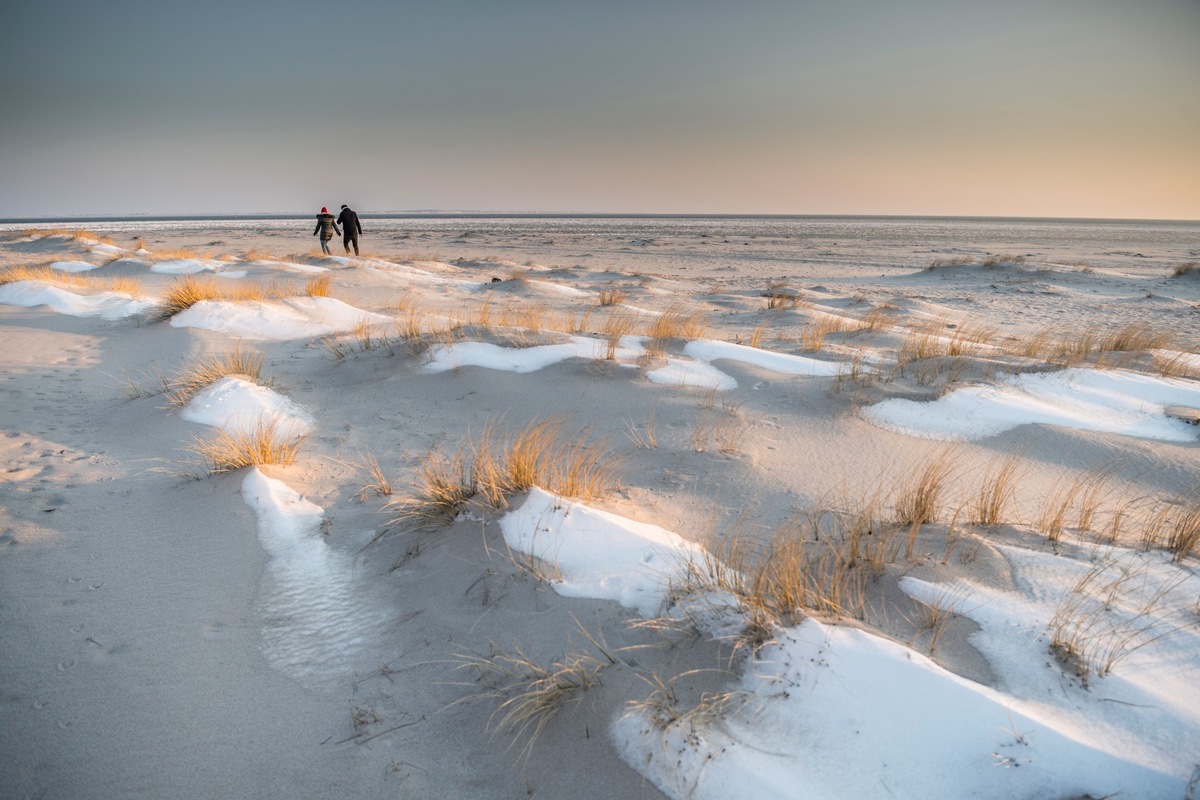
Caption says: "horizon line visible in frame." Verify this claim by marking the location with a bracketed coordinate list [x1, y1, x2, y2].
[3, 211, 1198, 225]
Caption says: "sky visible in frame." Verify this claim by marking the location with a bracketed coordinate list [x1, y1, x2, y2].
[1, 0, 1197, 219]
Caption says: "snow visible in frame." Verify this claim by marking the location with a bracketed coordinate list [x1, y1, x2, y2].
[900, 545, 1200, 778]
[644, 339, 842, 390]
[49, 260, 100, 273]
[615, 617, 1183, 800]
[645, 357, 738, 390]
[248, 259, 330, 274]
[169, 296, 390, 340]
[684, 339, 844, 376]
[87, 242, 126, 257]
[150, 258, 235, 275]
[425, 336, 842, 390]
[496, 491, 1199, 800]
[0, 281, 153, 319]
[180, 376, 313, 435]
[499, 487, 705, 617]
[864, 367, 1200, 442]
[423, 335, 645, 373]
[241, 469, 384, 686]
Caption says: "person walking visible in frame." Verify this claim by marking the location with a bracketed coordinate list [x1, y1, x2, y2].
[313, 206, 340, 254]
[336, 204, 363, 255]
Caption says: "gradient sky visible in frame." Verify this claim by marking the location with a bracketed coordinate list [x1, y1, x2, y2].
[2, 0, 1197, 219]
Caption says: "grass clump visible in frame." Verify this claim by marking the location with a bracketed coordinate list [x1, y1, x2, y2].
[1173, 261, 1198, 277]
[763, 283, 802, 309]
[346, 449, 392, 500]
[156, 274, 333, 320]
[21, 227, 113, 244]
[455, 638, 614, 758]
[646, 303, 708, 341]
[626, 672, 748, 736]
[926, 256, 975, 270]
[166, 347, 266, 406]
[188, 417, 307, 474]
[894, 448, 955, 528]
[970, 453, 1024, 526]
[385, 416, 619, 530]
[473, 417, 617, 508]
[0, 264, 143, 297]
[1048, 557, 1180, 687]
[597, 286, 627, 306]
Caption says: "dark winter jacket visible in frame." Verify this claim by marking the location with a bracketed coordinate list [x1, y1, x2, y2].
[313, 213, 340, 240]
[336, 207, 362, 237]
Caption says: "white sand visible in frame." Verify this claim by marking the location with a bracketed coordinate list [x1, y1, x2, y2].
[1, 220, 1198, 799]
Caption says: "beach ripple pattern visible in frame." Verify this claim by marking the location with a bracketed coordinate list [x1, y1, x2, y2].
[241, 469, 384, 687]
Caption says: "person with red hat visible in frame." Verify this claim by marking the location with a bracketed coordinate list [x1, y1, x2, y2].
[312, 206, 341, 254]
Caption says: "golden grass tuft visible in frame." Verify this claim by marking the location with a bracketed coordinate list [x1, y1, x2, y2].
[188, 417, 307, 474]
[763, 283, 802, 309]
[0, 264, 143, 297]
[597, 286, 627, 306]
[305, 274, 332, 297]
[341, 449, 393, 501]
[1162, 492, 1200, 562]
[0, 265, 87, 287]
[1013, 323, 1172, 365]
[166, 347, 266, 406]
[21, 227, 113, 245]
[926, 256, 975, 270]
[646, 303, 708, 341]
[147, 248, 204, 261]
[893, 448, 955, 529]
[1173, 261, 1198, 277]
[156, 275, 320, 319]
[385, 417, 619, 530]
[473, 417, 618, 508]
[970, 453, 1024, 526]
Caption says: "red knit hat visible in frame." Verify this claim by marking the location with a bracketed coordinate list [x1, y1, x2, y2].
[321, 207, 328, 213]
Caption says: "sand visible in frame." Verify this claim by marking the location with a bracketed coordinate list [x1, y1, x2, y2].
[1, 220, 1198, 799]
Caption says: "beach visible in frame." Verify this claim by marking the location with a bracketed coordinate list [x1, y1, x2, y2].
[2, 216, 1198, 799]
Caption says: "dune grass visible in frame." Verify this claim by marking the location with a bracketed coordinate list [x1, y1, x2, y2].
[646, 303, 708, 341]
[626, 672, 748, 735]
[472, 417, 618, 508]
[21, 227, 114, 245]
[337, 449, 393, 501]
[598, 286, 627, 306]
[188, 417, 307, 474]
[893, 448, 955, 529]
[926, 256, 975, 270]
[1048, 557, 1179, 687]
[970, 453, 1024, 526]
[0, 264, 144, 296]
[384, 416, 619, 530]
[1014, 323, 1172, 366]
[165, 347, 266, 406]
[155, 274, 334, 319]
[454, 636, 615, 758]
[763, 283, 803, 309]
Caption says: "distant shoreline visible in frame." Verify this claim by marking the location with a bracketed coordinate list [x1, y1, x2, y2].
[2, 212, 1198, 226]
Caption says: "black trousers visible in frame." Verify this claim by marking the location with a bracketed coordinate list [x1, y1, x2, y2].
[343, 233, 359, 255]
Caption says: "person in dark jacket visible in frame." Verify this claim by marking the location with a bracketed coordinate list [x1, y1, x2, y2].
[336, 204, 363, 255]
[313, 206, 340, 254]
